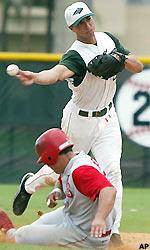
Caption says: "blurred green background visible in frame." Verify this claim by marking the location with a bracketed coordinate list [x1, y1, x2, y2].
[0, 60, 149, 186]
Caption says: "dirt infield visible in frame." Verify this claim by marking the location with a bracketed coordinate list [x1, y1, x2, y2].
[0, 231, 150, 249]
[0, 230, 14, 243]
[110, 233, 150, 250]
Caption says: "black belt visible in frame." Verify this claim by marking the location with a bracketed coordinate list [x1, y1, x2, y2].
[78, 102, 112, 117]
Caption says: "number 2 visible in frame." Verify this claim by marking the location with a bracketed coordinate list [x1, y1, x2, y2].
[133, 91, 150, 126]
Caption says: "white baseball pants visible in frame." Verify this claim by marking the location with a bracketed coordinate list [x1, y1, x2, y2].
[61, 101, 123, 234]
[9, 207, 110, 249]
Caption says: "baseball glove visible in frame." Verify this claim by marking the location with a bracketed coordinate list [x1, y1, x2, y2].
[87, 49, 126, 80]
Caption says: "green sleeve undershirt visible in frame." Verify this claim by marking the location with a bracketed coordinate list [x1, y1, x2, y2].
[104, 32, 130, 55]
[59, 50, 87, 86]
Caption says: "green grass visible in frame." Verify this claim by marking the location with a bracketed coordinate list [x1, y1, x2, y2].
[0, 185, 150, 249]
[121, 188, 150, 233]
[0, 244, 61, 250]
[0, 184, 60, 226]
[0, 184, 66, 250]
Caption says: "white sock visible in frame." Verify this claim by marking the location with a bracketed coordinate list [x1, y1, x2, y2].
[7, 228, 17, 239]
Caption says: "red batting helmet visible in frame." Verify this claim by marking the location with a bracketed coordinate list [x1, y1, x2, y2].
[35, 128, 74, 165]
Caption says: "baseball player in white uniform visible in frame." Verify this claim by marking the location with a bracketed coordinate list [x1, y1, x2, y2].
[12, 1, 143, 245]
[1, 129, 116, 249]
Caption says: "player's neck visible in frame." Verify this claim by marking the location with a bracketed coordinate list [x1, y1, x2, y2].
[77, 34, 96, 45]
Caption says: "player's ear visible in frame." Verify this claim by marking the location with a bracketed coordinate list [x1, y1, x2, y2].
[69, 26, 77, 33]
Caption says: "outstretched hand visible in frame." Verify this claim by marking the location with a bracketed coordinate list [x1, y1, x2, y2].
[91, 216, 107, 238]
[46, 191, 62, 208]
[16, 70, 37, 86]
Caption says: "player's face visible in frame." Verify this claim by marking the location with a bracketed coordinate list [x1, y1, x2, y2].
[71, 16, 95, 38]
[49, 155, 68, 174]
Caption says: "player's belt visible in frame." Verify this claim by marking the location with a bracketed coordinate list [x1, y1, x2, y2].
[78, 102, 112, 117]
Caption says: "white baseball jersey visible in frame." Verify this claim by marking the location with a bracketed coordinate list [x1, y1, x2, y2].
[60, 32, 130, 110]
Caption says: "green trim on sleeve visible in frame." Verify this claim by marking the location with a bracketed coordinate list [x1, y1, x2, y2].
[59, 50, 87, 87]
[104, 32, 130, 55]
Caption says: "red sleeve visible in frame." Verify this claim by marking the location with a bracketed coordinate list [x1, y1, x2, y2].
[72, 165, 113, 201]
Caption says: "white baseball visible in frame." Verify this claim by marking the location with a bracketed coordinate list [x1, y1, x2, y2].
[6, 64, 19, 76]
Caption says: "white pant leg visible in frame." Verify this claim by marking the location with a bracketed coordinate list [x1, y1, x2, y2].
[31, 206, 64, 226]
[61, 104, 123, 234]
[8, 207, 64, 242]
[91, 109, 122, 190]
[25, 165, 58, 194]
[14, 207, 73, 245]
[91, 109, 123, 234]
[8, 207, 109, 249]
[14, 223, 77, 246]
[13, 207, 94, 247]
[15, 224, 109, 248]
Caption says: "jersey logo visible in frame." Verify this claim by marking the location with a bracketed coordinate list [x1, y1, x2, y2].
[66, 182, 73, 198]
[73, 8, 83, 15]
